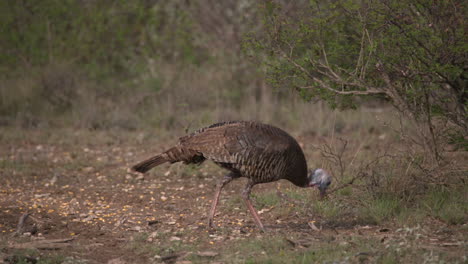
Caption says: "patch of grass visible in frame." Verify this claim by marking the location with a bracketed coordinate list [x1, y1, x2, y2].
[236, 235, 465, 264]
[224, 195, 243, 210]
[395, 207, 426, 226]
[127, 232, 154, 256]
[335, 186, 353, 196]
[0, 159, 51, 185]
[225, 235, 374, 264]
[127, 231, 198, 259]
[347, 185, 467, 226]
[178, 164, 203, 178]
[3, 249, 66, 264]
[253, 191, 282, 208]
[0, 159, 28, 171]
[359, 194, 405, 224]
[283, 188, 308, 201]
[310, 199, 342, 220]
[377, 253, 399, 264]
[220, 235, 295, 263]
[265, 245, 349, 264]
[421, 186, 467, 225]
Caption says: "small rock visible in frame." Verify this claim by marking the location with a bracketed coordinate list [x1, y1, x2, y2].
[148, 220, 159, 226]
[50, 175, 58, 185]
[135, 175, 144, 181]
[82, 215, 97, 222]
[97, 176, 107, 181]
[130, 226, 142, 232]
[170, 236, 181, 241]
[147, 232, 158, 242]
[339, 241, 349, 246]
[107, 257, 127, 264]
[197, 251, 218, 257]
[308, 221, 321, 231]
[34, 193, 51, 198]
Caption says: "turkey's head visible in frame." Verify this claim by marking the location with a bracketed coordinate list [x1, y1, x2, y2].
[308, 169, 331, 199]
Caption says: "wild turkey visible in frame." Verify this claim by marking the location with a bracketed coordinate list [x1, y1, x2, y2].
[132, 121, 331, 231]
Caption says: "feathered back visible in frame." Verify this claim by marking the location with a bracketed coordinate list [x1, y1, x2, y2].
[133, 121, 309, 186]
[178, 121, 309, 186]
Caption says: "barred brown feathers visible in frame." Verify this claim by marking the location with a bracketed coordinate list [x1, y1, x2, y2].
[132, 154, 167, 173]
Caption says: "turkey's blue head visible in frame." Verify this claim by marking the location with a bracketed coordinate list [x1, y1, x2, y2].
[308, 169, 332, 198]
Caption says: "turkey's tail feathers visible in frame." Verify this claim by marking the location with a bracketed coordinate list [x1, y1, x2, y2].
[132, 154, 167, 173]
[132, 147, 201, 173]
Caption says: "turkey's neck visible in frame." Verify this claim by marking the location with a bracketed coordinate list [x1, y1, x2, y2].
[287, 172, 309, 187]
[285, 162, 309, 187]
[284, 145, 309, 187]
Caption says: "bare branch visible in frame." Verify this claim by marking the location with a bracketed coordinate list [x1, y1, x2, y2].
[277, 49, 387, 96]
[296, 85, 386, 96]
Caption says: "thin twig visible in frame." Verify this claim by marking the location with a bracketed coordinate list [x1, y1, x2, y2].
[15, 213, 30, 235]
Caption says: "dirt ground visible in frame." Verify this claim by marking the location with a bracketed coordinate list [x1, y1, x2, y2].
[0, 129, 466, 263]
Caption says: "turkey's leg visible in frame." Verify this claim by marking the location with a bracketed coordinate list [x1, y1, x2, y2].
[242, 181, 265, 232]
[208, 173, 234, 228]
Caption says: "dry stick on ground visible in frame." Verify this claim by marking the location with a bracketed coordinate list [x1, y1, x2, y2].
[14, 212, 30, 236]
[9, 238, 74, 250]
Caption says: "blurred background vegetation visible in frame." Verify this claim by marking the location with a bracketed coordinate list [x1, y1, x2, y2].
[1, 0, 300, 130]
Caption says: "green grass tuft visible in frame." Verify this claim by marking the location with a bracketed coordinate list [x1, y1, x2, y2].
[253, 191, 282, 208]
[359, 194, 405, 224]
[311, 199, 342, 220]
[421, 186, 467, 225]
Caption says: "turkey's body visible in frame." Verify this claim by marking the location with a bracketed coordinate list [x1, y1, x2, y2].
[132, 121, 310, 231]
